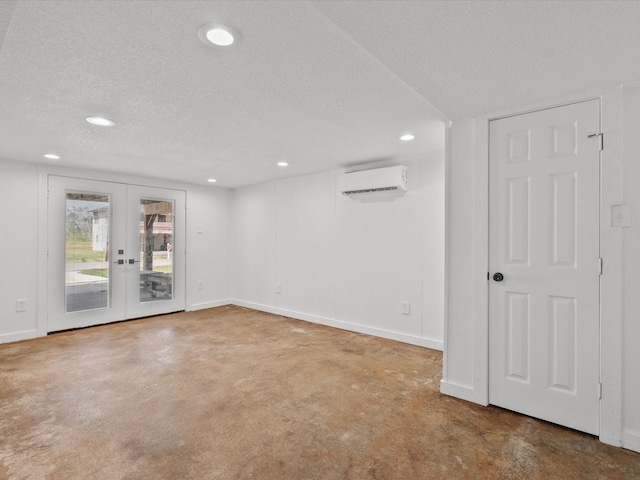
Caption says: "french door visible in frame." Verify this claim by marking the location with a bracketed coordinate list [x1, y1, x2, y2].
[488, 100, 601, 435]
[47, 176, 185, 332]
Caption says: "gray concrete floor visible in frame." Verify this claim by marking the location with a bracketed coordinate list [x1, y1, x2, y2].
[1, 306, 639, 479]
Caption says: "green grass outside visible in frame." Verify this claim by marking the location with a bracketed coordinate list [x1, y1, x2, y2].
[66, 242, 106, 263]
[78, 268, 109, 278]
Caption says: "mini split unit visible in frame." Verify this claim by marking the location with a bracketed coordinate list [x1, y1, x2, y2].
[338, 165, 408, 201]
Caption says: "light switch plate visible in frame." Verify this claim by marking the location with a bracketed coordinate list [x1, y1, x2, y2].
[611, 204, 631, 228]
[401, 301, 411, 315]
[16, 299, 27, 312]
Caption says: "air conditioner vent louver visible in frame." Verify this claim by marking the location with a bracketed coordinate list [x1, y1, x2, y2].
[342, 186, 403, 195]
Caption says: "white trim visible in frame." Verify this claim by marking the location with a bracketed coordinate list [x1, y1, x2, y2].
[621, 431, 640, 453]
[481, 94, 603, 123]
[473, 117, 490, 405]
[188, 299, 233, 311]
[37, 164, 197, 192]
[483, 93, 624, 444]
[445, 92, 625, 445]
[233, 299, 444, 351]
[0, 330, 38, 344]
[599, 87, 625, 446]
[442, 123, 451, 381]
[37, 166, 49, 337]
[440, 380, 477, 403]
[600, 433, 623, 448]
[37, 165, 194, 336]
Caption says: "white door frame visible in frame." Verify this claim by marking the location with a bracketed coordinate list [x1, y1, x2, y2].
[37, 165, 188, 336]
[453, 89, 624, 446]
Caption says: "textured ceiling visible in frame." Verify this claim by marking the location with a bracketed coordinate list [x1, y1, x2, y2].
[0, 1, 639, 188]
[313, 0, 640, 121]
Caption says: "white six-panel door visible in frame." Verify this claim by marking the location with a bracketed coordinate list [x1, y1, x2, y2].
[489, 100, 601, 435]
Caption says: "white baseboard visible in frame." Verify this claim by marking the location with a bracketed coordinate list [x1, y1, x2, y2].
[188, 299, 233, 311]
[232, 299, 443, 351]
[622, 431, 640, 453]
[440, 380, 479, 404]
[0, 330, 38, 345]
[599, 434, 622, 448]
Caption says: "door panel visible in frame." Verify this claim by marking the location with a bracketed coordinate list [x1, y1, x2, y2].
[125, 185, 185, 320]
[507, 177, 530, 265]
[549, 295, 577, 392]
[489, 100, 600, 435]
[551, 173, 577, 266]
[505, 291, 529, 381]
[48, 177, 185, 331]
[48, 177, 127, 331]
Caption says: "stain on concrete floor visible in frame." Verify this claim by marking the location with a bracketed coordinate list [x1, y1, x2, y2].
[0, 306, 639, 479]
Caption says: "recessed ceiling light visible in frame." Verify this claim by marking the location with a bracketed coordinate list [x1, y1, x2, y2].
[276, 161, 289, 167]
[86, 116, 115, 127]
[43, 153, 60, 160]
[207, 178, 217, 183]
[207, 28, 234, 46]
[198, 23, 241, 47]
[400, 134, 415, 141]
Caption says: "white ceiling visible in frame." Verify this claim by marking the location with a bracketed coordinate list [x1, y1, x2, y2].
[1, 1, 640, 188]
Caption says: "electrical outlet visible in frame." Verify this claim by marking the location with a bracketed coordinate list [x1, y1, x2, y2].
[276, 284, 281, 294]
[401, 301, 411, 315]
[197, 281, 203, 291]
[16, 299, 27, 312]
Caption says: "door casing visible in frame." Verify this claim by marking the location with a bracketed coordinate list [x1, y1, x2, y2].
[440, 91, 624, 447]
[44, 174, 186, 332]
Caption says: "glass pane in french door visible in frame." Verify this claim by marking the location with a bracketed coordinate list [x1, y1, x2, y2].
[65, 192, 110, 312]
[139, 198, 174, 302]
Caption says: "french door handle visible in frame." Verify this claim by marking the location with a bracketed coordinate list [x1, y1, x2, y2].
[113, 259, 125, 265]
[128, 259, 142, 264]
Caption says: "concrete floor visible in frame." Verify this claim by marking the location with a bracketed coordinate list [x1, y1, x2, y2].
[1, 306, 639, 479]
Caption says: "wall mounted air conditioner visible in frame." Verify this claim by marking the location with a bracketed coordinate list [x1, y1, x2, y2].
[338, 165, 408, 201]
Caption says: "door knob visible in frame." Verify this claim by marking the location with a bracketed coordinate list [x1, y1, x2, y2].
[493, 272, 504, 282]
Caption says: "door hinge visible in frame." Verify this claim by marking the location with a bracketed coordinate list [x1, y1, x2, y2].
[598, 257, 603, 275]
[588, 133, 603, 151]
[598, 382, 603, 400]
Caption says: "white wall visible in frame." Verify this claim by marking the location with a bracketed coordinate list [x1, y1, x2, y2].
[232, 154, 445, 349]
[0, 160, 39, 343]
[0, 159, 232, 343]
[232, 182, 278, 307]
[185, 183, 233, 310]
[277, 172, 336, 319]
[442, 89, 640, 452]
